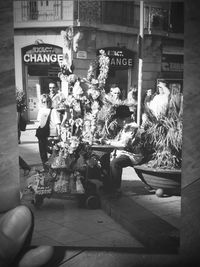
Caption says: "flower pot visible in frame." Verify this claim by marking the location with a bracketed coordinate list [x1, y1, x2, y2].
[134, 164, 181, 197]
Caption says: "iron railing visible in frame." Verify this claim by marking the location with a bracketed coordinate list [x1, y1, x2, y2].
[14, 0, 173, 33]
[20, 0, 62, 21]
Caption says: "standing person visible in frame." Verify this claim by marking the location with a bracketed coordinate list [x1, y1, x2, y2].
[36, 94, 61, 169]
[141, 88, 154, 126]
[105, 84, 122, 105]
[126, 85, 138, 121]
[16, 89, 27, 144]
[148, 81, 170, 118]
[111, 86, 122, 104]
[143, 88, 154, 110]
[16, 88, 32, 174]
[17, 112, 22, 144]
[48, 81, 65, 109]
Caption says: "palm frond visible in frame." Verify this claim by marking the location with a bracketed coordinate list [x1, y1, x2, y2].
[142, 93, 182, 169]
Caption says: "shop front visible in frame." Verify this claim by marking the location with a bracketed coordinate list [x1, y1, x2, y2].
[97, 47, 135, 99]
[22, 43, 63, 121]
[159, 43, 184, 93]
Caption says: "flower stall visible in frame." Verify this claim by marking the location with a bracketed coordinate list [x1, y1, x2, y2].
[27, 37, 113, 208]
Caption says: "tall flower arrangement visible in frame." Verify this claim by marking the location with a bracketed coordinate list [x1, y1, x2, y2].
[86, 49, 110, 90]
[40, 34, 110, 195]
[28, 28, 111, 198]
[54, 48, 110, 157]
[82, 50, 110, 141]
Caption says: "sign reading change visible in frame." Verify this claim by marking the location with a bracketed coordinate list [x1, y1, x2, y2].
[22, 44, 63, 64]
[98, 47, 135, 69]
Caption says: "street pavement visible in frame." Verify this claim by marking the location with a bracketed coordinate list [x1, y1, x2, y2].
[19, 122, 181, 252]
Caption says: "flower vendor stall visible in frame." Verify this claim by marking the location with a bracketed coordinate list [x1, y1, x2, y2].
[27, 29, 115, 209]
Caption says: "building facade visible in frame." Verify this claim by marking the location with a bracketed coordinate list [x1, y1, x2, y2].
[13, 0, 184, 121]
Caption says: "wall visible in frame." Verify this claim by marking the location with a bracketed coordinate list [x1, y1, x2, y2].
[0, 0, 20, 212]
[143, 36, 162, 90]
[180, 0, 200, 261]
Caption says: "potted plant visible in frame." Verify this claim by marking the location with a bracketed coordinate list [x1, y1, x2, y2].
[134, 90, 183, 197]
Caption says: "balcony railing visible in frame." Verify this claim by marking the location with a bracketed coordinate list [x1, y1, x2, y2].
[14, 0, 62, 22]
[14, 0, 182, 34]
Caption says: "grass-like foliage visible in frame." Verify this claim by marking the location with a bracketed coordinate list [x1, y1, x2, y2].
[142, 93, 183, 169]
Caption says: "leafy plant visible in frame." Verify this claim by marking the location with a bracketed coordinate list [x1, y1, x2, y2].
[141, 93, 183, 170]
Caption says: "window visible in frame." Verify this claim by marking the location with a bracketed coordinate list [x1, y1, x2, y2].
[102, 1, 135, 27]
[29, 1, 38, 20]
[170, 2, 184, 33]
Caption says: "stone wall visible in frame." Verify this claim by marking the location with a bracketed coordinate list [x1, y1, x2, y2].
[180, 0, 200, 260]
[0, 0, 20, 212]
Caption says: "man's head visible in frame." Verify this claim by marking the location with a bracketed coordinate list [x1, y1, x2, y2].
[40, 94, 52, 108]
[111, 86, 121, 100]
[157, 81, 170, 95]
[115, 105, 133, 127]
[146, 88, 152, 96]
[130, 85, 137, 92]
[49, 82, 58, 95]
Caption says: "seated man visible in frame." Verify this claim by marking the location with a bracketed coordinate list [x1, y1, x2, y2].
[106, 109, 144, 194]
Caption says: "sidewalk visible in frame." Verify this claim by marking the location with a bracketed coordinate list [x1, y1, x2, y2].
[19, 122, 181, 252]
[19, 123, 143, 248]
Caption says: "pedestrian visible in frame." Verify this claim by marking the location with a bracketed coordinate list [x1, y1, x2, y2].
[16, 89, 27, 144]
[148, 81, 170, 118]
[126, 85, 138, 121]
[105, 84, 122, 105]
[36, 94, 61, 170]
[48, 81, 65, 109]
[143, 88, 154, 110]
[141, 88, 154, 126]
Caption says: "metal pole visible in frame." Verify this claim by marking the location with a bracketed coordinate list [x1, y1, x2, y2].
[137, 1, 144, 126]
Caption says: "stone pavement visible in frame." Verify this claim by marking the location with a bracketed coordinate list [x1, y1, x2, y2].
[19, 122, 143, 249]
[19, 122, 181, 254]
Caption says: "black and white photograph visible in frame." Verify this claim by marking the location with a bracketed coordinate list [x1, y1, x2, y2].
[14, 0, 183, 250]
[1, 0, 200, 266]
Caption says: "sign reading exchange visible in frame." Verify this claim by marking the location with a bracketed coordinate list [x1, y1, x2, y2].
[22, 44, 63, 64]
[98, 47, 135, 69]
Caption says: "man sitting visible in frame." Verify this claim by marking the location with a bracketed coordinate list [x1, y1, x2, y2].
[106, 106, 144, 194]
